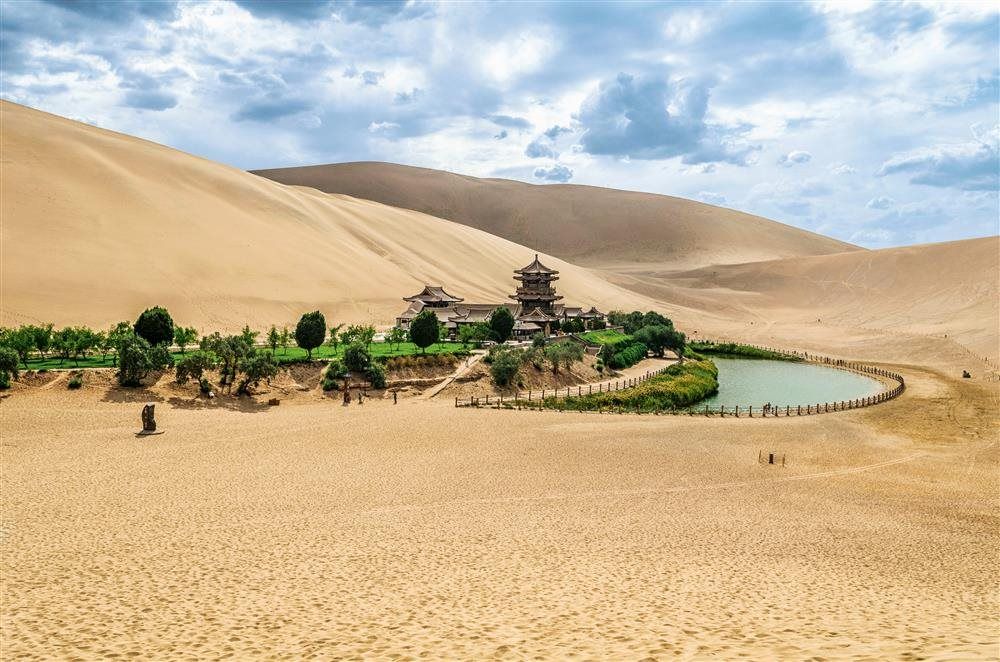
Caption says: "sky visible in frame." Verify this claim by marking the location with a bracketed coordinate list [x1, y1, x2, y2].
[2, 0, 998, 248]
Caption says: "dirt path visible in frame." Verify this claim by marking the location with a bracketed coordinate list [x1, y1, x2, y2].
[424, 351, 487, 398]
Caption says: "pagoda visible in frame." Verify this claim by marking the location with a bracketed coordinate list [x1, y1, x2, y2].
[510, 254, 563, 315]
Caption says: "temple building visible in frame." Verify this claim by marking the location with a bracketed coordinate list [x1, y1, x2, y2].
[396, 255, 605, 339]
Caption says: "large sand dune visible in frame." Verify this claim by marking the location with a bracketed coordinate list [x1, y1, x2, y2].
[252, 161, 860, 269]
[0, 102, 652, 331]
[605, 236, 1000, 366]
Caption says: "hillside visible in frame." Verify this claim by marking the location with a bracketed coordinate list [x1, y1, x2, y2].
[608, 236, 1000, 365]
[0, 102, 653, 331]
[252, 161, 861, 269]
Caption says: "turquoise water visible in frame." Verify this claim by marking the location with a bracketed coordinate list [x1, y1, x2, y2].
[699, 357, 884, 408]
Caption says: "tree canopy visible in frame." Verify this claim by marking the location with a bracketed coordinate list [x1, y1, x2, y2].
[408, 310, 440, 353]
[295, 311, 326, 359]
[488, 306, 515, 342]
[134, 306, 175, 346]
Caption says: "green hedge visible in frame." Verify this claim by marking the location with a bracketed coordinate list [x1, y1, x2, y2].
[542, 359, 719, 412]
[602, 336, 648, 369]
[688, 341, 801, 362]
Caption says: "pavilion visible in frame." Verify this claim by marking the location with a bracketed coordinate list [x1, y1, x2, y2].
[396, 255, 606, 339]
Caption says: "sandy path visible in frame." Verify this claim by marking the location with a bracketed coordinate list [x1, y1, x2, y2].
[423, 351, 486, 399]
[2, 362, 996, 660]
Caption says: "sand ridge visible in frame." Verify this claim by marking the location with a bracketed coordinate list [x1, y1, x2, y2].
[0, 101, 654, 332]
[252, 161, 860, 269]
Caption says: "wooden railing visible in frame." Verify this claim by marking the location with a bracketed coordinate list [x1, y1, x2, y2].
[455, 343, 906, 417]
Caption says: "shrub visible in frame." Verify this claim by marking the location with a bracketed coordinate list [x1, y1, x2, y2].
[0, 372, 9, 390]
[198, 377, 212, 394]
[236, 350, 279, 395]
[602, 336, 648, 370]
[546, 360, 719, 412]
[488, 307, 515, 343]
[687, 341, 800, 362]
[134, 307, 175, 347]
[595, 358, 605, 374]
[531, 332, 546, 348]
[322, 360, 345, 391]
[544, 342, 584, 373]
[561, 318, 585, 333]
[67, 372, 83, 389]
[175, 350, 217, 384]
[117, 332, 170, 387]
[343, 342, 371, 372]
[367, 362, 387, 389]
[489, 347, 522, 386]
[0, 346, 20, 382]
[174, 326, 198, 353]
[295, 311, 327, 359]
[0, 327, 35, 367]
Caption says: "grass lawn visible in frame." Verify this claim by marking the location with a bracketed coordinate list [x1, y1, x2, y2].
[21, 341, 471, 371]
[578, 329, 630, 345]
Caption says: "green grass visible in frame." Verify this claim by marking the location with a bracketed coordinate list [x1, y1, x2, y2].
[541, 359, 719, 412]
[20, 341, 471, 371]
[688, 341, 801, 362]
[578, 329, 630, 345]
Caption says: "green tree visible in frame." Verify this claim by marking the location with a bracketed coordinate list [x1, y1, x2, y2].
[134, 306, 174, 346]
[634, 325, 671, 357]
[106, 322, 132, 366]
[489, 347, 522, 386]
[235, 350, 278, 395]
[562, 318, 585, 334]
[544, 342, 584, 373]
[279, 327, 291, 354]
[367, 362, 387, 389]
[386, 326, 408, 351]
[1, 327, 35, 367]
[267, 326, 280, 354]
[488, 306, 515, 343]
[531, 332, 547, 348]
[458, 322, 490, 348]
[0, 346, 20, 386]
[408, 309, 439, 353]
[295, 311, 326, 360]
[116, 332, 170, 387]
[240, 325, 258, 347]
[175, 350, 217, 384]
[173, 326, 198, 354]
[29, 324, 53, 359]
[200, 333, 252, 387]
[343, 342, 371, 373]
[642, 311, 673, 329]
[327, 323, 345, 351]
[343, 324, 376, 351]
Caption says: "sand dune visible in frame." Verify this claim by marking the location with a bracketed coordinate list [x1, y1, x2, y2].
[252, 161, 860, 269]
[0, 102, 652, 331]
[604, 236, 1000, 366]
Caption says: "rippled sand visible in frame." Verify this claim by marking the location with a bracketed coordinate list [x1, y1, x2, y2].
[2, 362, 996, 659]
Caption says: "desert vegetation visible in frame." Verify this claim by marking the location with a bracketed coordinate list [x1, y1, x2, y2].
[542, 360, 719, 412]
[688, 341, 802, 362]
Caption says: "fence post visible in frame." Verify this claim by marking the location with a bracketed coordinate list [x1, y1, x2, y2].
[578, 386, 582, 396]
[749, 405, 753, 418]
[720, 405, 725, 417]
[735, 405, 740, 418]
[786, 405, 790, 416]
[455, 396, 458, 407]
[797, 405, 801, 415]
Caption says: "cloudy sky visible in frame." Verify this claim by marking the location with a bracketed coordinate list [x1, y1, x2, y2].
[2, 0, 998, 248]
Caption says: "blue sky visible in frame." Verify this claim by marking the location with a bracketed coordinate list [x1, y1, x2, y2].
[2, 0, 998, 248]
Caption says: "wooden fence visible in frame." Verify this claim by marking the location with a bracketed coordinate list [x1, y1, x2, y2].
[455, 342, 906, 418]
[455, 363, 674, 409]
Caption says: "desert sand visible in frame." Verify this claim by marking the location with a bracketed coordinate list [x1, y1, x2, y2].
[2, 101, 999, 659]
[1, 358, 997, 659]
[252, 161, 859, 269]
[0, 101, 652, 332]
